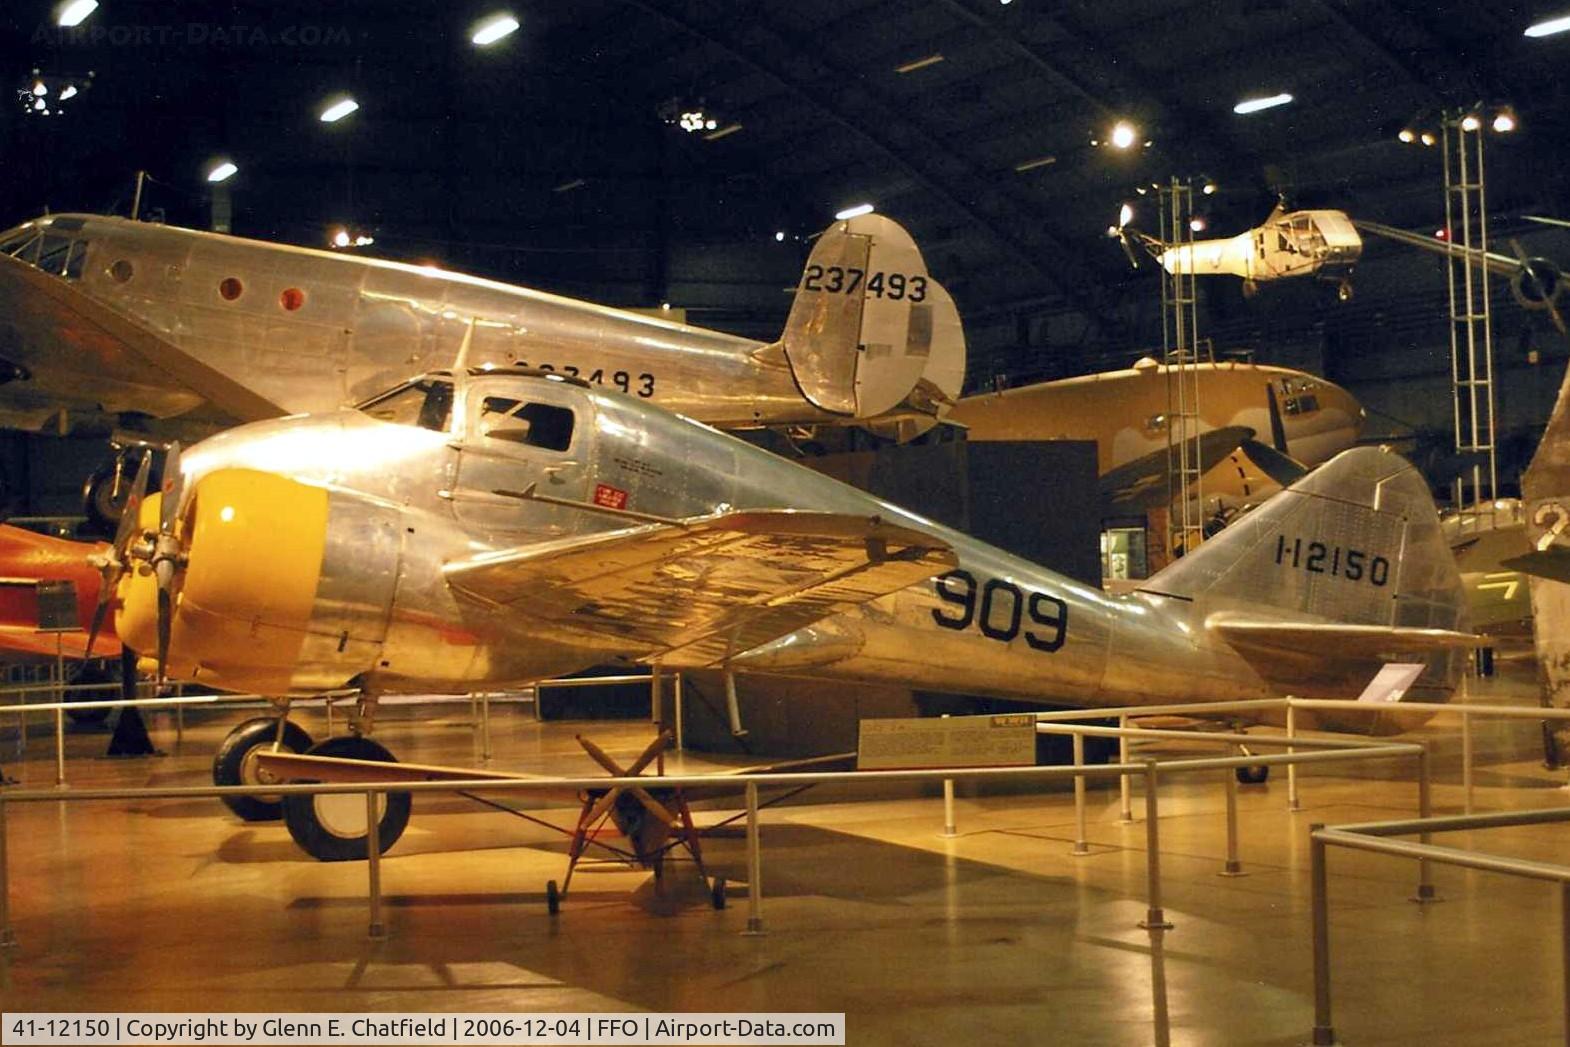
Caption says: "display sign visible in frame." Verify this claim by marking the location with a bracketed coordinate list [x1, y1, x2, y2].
[856, 714, 1035, 770]
[1356, 662, 1426, 703]
[33, 580, 80, 634]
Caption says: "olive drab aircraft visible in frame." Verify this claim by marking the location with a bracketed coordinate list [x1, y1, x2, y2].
[1113, 201, 1363, 299]
[0, 211, 964, 523]
[85, 366, 1472, 862]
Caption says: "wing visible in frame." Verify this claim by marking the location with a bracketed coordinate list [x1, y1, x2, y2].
[1500, 547, 1570, 584]
[0, 252, 282, 429]
[1100, 425, 1254, 513]
[444, 510, 956, 667]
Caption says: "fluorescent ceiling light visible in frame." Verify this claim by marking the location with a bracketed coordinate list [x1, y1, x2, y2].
[895, 54, 944, 74]
[319, 97, 359, 123]
[1014, 155, 1057, 172]
[56, 0, 98, 27]
[1525, 12, 1570, 36]
[553, 178, 586, 193]
[1233, 92, 1294, 114]
[835, 203, 875, 220]
[206, 161, 238, 183]
[704, 122, 743, 141]
[472, 14, 520, 46]
[59, 85, 77, 100]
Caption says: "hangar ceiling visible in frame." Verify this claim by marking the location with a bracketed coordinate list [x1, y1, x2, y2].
[2, 0, 1569, 392]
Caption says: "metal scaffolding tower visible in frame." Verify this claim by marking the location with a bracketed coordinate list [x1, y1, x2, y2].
[1159, 177, 1205, 554]
[1442, 112, 1499, 509]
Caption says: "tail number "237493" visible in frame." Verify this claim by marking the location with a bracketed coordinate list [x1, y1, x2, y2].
[931, 570, 1067, 651]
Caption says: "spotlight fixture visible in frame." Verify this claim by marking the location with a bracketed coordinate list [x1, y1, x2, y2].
[1233, 92, 1294, 115]
[774, 231, 786, 242]
[1420, 131, 1436, 146]
[471, 13, 520, 46]
[1190, 217, 1207, 233]
[319, 97, 359, 123]
[54, 0, 98, 27]
[1109, 121, 1137, 149]
[1201, 178, 1217, 195]
[1525, 12, 1570, 36]
[1460, 112, 1482, 132]
[206, 160, 238, 183]
[1398, 128, 1416, 143]
[1492, 108, 1518, 133]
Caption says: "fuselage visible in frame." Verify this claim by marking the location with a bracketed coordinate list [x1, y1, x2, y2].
[121, 372, 1353, 712]
[0, 214, 821, 434]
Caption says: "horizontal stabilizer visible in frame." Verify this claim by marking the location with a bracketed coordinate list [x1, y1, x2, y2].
[1501, 547, 1570, 584]
[444, 510, 955, 667]
[1208, 615, 1478, 661]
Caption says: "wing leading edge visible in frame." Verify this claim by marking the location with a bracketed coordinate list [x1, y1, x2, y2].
[443, 510, 956, 667]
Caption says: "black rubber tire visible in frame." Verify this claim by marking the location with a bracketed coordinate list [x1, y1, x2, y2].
[80, 456, 137, 539]
[1236, 765, 1270, 785]
[212, 717, 314, 822]
[64, 661, 117, 726]
[710, 876, 727, 911]
[546, 879, 561, 915]
[281, 736, 410, 862]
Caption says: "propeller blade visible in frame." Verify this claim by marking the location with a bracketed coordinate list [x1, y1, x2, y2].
[623, 731, 672, 778]
[1265, 382, 1289, 454]
[626, 786, 678, 828]
[158, 441, 183, 536]
[1238, 439, 1308, 488]
[582, 786, 624, 828]
[576, 734, 629, 778]
[114, 450, 153, 554]
[82, 581, 113, 662]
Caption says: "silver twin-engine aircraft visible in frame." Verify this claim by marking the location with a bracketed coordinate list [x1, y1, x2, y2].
[0, 212, 964, 438]
[87, 367, 1472, 860]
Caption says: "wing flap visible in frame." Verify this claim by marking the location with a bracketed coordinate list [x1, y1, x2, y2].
[444, 510, 955, 665]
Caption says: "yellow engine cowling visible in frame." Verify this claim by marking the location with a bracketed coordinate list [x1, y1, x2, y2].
[117, 468, 330, 694]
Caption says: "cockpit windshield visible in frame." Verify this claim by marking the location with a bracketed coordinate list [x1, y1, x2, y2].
[356, 377, 455, 432]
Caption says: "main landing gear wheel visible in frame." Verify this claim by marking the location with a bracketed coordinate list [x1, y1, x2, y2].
[282, 736, 411, 862]
[1236, 764, 1270, 785]
[212, 717, 314, 822]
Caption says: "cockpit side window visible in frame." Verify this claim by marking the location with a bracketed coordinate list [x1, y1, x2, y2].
[477, 395, 574, 452]
[357, 379, 454, 432]
[0, 231, 38, 257]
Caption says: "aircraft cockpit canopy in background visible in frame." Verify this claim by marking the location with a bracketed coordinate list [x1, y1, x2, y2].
[1, 219, 92, 282]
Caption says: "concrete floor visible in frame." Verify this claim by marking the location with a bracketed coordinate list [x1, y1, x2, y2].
[1, 666, 1567, 1046]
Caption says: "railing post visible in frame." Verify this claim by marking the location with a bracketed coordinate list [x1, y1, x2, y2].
[940, 714, 956, 838]
[651, 666, 665, 776]
[1462, 710, 1474, 815]
[1072, 731, 1089, 856]
[1139, 761, 1173, 930]
[1310, 825, 1335, 1046]
[1287, 700, 1301, 812]
[673, 674, 685, 752]
[744, 781, 764, 936]
[1222, 744, 1245, 876]
[480, 692, 492, 762]
[0, 795, 16, 949]
[53, 706, 65, 787]
[1118, 714, 1133, 823]
[1562, 881, 1570, 1047]
[365, 790, 386, 941]
[1414, 742, 1436, 903]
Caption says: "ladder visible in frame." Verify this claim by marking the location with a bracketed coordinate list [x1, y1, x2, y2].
[1442, 114, 1498, 510]
[1160, 178, 1205, 554]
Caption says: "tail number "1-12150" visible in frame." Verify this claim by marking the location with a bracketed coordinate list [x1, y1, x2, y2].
[1275, 535, 1389, 586]
[931, 569, 1067, 651]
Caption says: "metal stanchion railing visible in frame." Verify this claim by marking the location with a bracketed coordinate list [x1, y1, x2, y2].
[1140, 761, 1173, 931]
[1312, 806, 1570, 1045]
[366, 791, 386, 941]
[1118, 713, 1133, 823]
[673, 674, 685, 753]
[940, 714, 956, 838]
[0, 797, 14, 949]
[1286, 701, 1301, 812]
[1222, 743, 1244, 877]
[1415, 742, 1436, 903]
[744, 780, 763, 936]
[1462, 709, 1474, 815]
[1072, 731, 1089, 856]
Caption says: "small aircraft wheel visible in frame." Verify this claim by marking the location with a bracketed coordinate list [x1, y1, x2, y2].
[1236, 764, 1270, 785]
[64, 661, 117, 726]
[281, 736, 410, 862]
[710, 876, 727, 911]
[546, 880, 561, 915]
[212, 716, 314, 822]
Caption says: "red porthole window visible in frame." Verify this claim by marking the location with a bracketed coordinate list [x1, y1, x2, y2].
[279, 287, 306, 311]
[218, 277, 243, 301]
